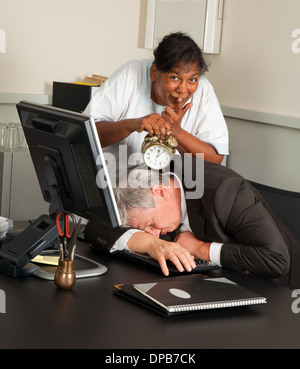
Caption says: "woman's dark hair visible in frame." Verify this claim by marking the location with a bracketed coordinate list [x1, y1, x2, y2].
[153, 32, 208, 75]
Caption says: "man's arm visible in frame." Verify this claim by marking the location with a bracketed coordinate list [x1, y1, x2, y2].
[175, 230, 211, 261]
[83, 221, 129, 251]
[214, 179, 290, 278]
[83, 221, 196, 276]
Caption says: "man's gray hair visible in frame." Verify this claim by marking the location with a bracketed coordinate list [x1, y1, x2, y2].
[113, 168, 171, 226]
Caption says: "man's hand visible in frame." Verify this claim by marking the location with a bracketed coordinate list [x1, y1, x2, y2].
[149, 239, 196, 276]
[126, 231, 196, 276]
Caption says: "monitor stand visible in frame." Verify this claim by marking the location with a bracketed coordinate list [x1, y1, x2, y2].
[0, 164, 108, 278]
[0, 214, 59, 277]
[0, 215, 107, 278]
[32, 250, 107, 280]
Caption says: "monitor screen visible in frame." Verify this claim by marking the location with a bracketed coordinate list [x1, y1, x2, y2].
[0, 101, 121, 277]
[17, 101, 121, 226]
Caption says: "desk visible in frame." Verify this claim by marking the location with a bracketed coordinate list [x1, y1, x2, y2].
[0, 239, 299, 349]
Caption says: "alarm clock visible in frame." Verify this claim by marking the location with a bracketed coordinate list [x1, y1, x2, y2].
[141, 133, 178, 170]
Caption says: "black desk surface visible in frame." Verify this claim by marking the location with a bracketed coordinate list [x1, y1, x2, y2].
[0, 239, 299, 350]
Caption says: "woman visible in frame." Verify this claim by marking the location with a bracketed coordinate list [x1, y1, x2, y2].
[84, 32, 228, 165]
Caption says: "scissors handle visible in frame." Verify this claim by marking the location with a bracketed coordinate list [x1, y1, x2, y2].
[56, 212, 75, 238]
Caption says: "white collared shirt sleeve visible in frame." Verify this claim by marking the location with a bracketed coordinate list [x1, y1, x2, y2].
[110, 229, 142, 253]
[209, 242, 223, 267]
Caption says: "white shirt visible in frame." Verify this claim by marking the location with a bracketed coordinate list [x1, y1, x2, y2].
[84, 59, 229, 169]
[110, 172, 222, 267]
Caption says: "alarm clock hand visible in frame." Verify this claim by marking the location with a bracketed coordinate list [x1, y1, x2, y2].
[157, 150, 167, 159]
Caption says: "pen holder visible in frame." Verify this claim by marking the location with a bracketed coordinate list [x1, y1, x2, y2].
[54, 258, 76, 290]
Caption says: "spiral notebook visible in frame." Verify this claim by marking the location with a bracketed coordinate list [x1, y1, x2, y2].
[113, 275, 267, 316]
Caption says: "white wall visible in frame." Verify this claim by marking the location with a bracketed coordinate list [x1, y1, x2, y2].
[206, 0, 300, 119]
[205, 0, 300, 191]
[1, 0, 299, 114]
[0, 0, 153, 94]
[225, 117, 300, 191]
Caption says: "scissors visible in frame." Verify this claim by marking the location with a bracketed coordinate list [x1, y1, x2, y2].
[56, 211, 76, 259]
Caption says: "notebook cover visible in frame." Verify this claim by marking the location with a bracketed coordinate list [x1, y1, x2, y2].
[113, 283, 172, 316]
[134, 275, 266, 313]
[114, 275, 267, 316]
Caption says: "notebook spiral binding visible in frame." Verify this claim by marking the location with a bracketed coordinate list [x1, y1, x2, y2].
[169, 297, 267, 312]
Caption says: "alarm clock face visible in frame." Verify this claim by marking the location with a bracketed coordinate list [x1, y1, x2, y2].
[144, 144, 171, 170]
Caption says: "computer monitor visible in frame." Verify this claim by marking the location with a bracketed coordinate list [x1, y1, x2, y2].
[0, 101, 121, 277]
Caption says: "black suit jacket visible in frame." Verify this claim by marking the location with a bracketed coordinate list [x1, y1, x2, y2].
[84, 158, 298, 287]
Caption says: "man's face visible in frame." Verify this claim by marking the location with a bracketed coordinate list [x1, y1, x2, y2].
[126, 186, 181, 238]
[150, 62, 200, 109]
